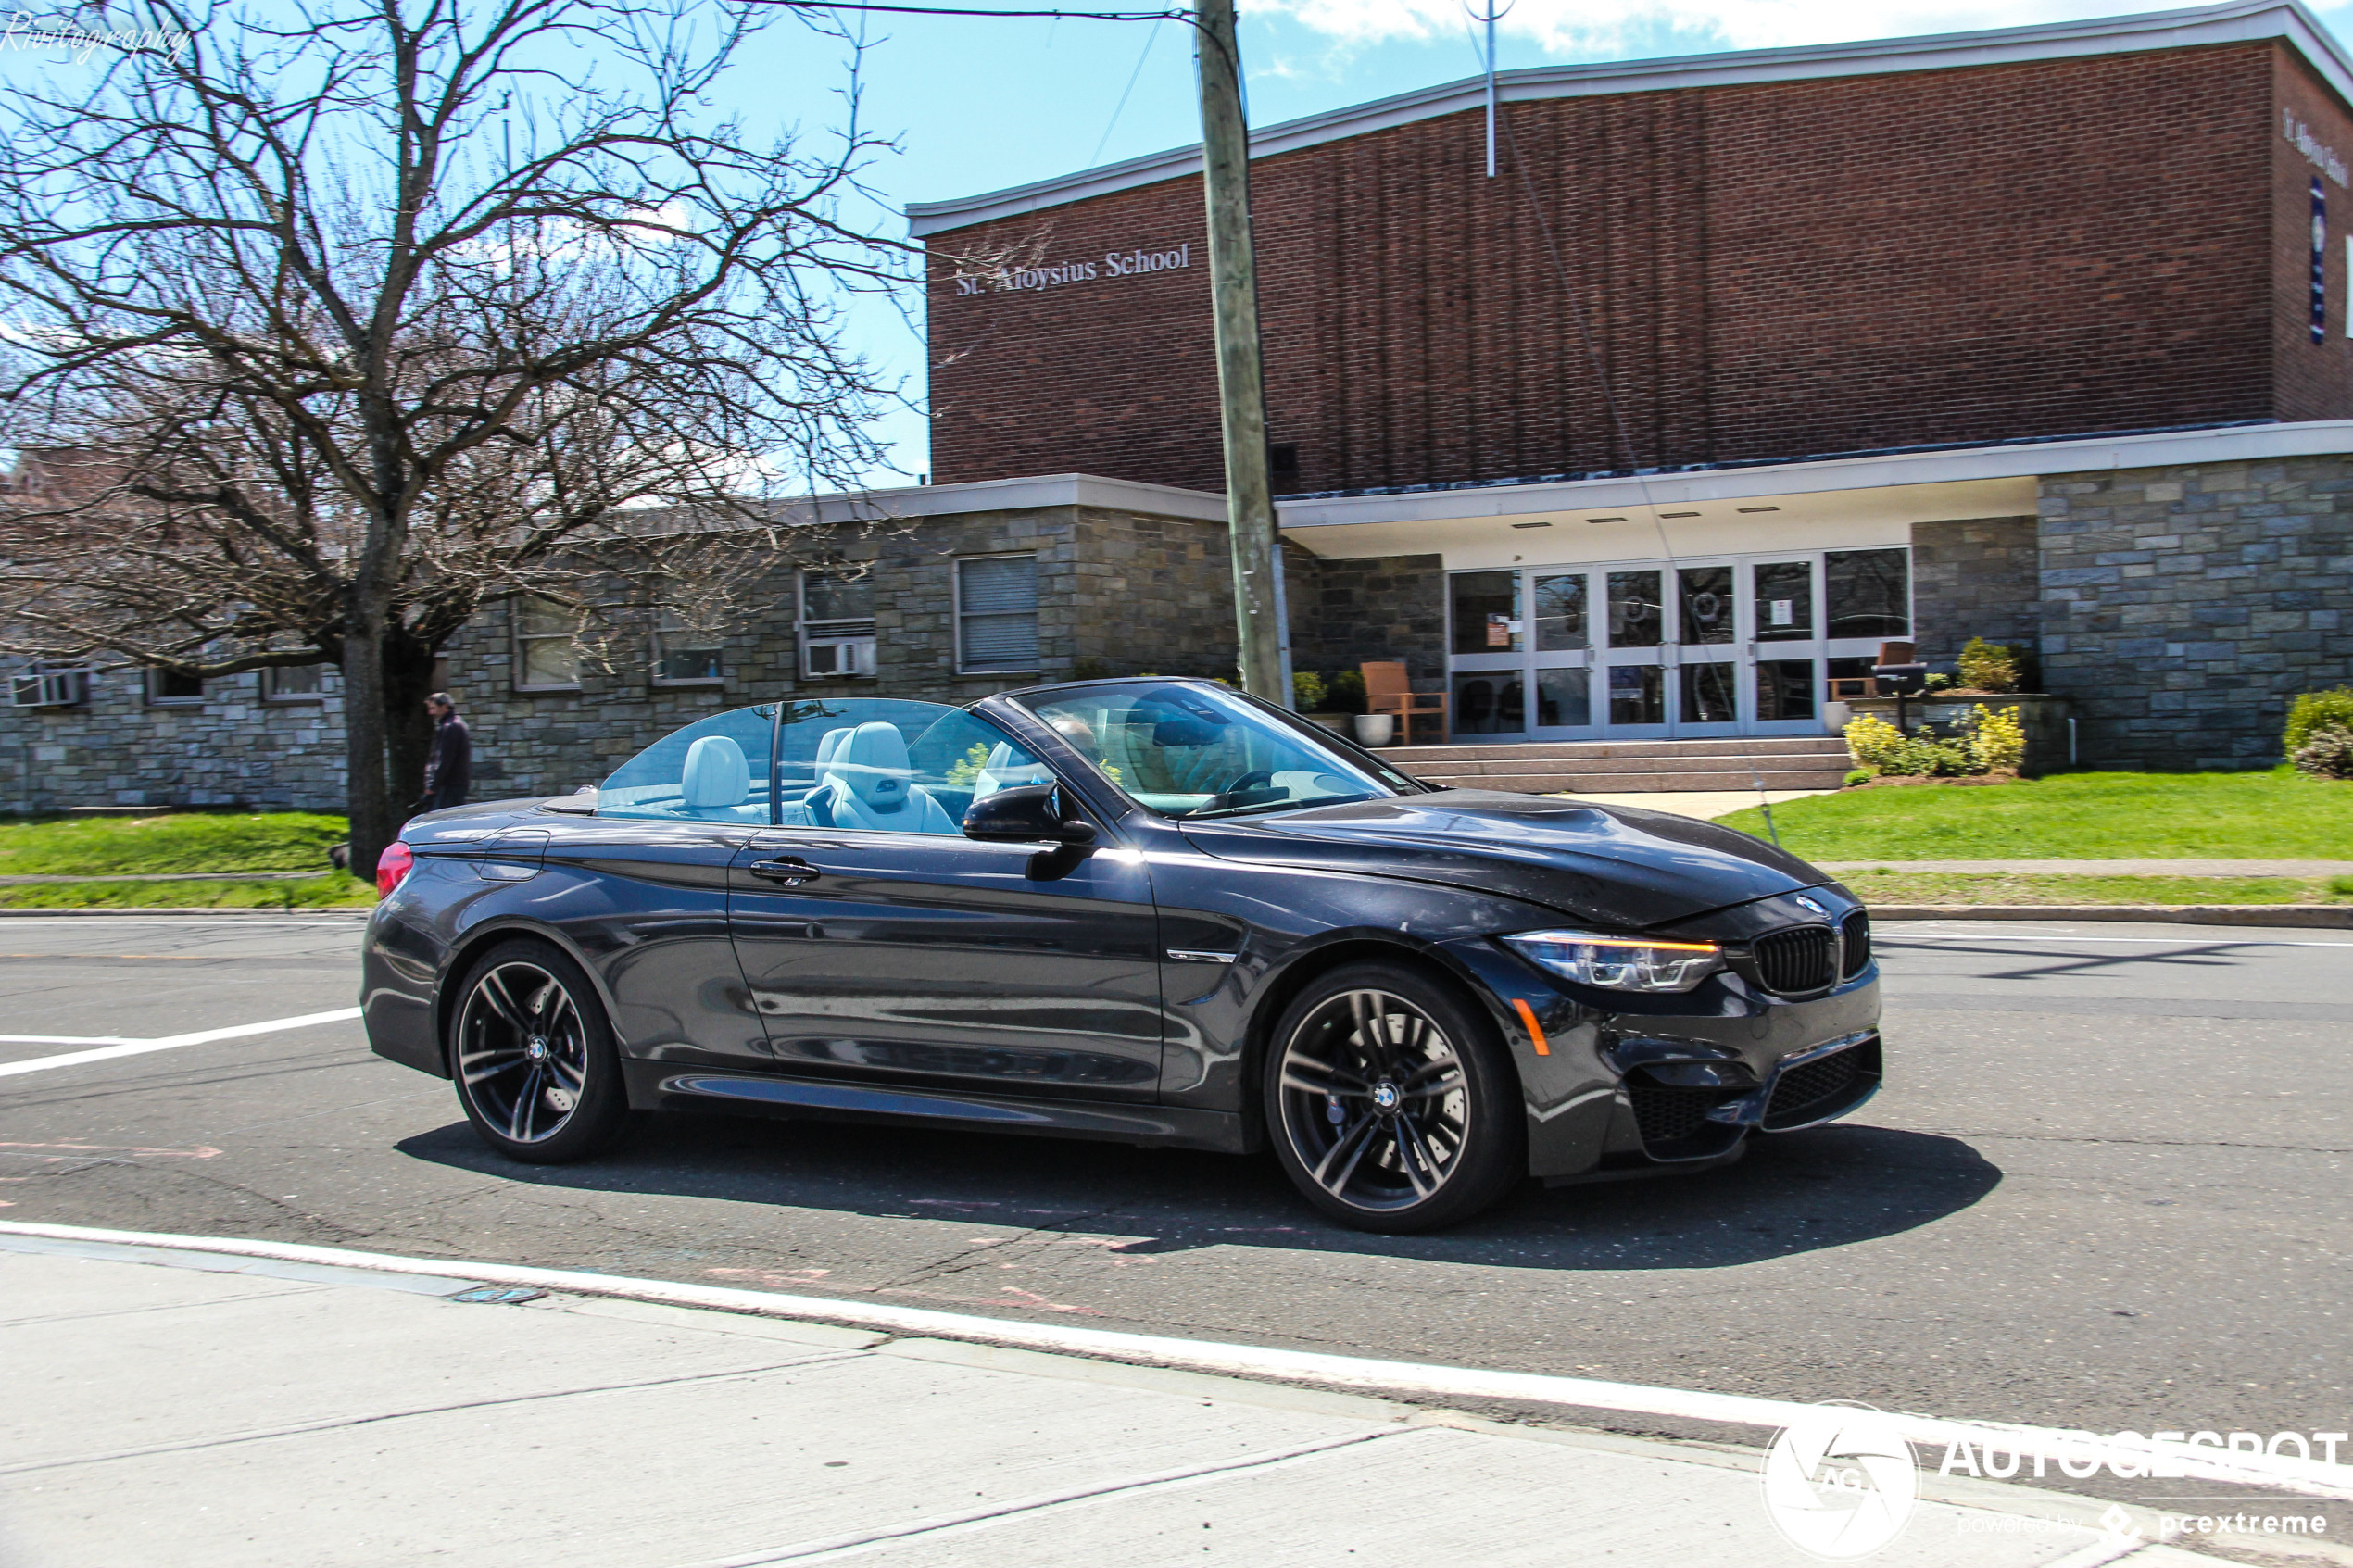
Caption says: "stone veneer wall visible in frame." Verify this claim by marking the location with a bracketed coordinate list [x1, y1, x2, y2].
[0, 671, 351, 813]
[0, 502, 1240, 813]
[1285, 551, 1446, 686]
[2037, 458, 2353, 769]
[1908, 517, 2041, 670]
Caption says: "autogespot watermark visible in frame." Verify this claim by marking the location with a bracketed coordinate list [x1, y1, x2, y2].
[1762, 1407, 2347, 1561]
[1, 11, 193, 63]
[1761, 1407, 1920, 1559]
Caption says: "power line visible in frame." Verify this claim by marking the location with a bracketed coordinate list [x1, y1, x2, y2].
[770, 1, 1189, 22]
[1089, 19, 1165, 167]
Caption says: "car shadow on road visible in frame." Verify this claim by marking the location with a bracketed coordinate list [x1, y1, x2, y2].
[396, 1110, 2001, 1271]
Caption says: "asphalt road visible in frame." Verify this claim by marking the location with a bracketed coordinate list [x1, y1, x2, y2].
[1, 913, 2347, 1453]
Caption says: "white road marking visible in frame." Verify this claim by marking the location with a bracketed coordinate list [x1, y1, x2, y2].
[0, 1008, 364, 1079]
[2, 1219, 2348, 1504]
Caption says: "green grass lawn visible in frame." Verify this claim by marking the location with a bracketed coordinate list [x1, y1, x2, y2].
[0, 811, 350, 876]
[1834, 870, 2353, 907]
[0, 873, 374, 909]
[1717, 770, 2353, 861]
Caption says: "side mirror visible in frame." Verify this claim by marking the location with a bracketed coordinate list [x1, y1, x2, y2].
[962, 782, 1099, 846]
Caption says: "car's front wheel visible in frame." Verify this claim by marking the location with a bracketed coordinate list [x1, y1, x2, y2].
[1264, 962, 1523, 1233]
[449, 938, 628, 1164]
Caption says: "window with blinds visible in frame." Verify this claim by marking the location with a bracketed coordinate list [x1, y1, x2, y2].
[513, 596, 582, 691]
[956, 554, 1039, 674]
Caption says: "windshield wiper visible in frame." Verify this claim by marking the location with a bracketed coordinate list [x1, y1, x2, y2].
[1188, 792, 1381, 820]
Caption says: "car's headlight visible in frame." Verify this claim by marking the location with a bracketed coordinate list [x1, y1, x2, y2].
[1503, 930, 1726, 993]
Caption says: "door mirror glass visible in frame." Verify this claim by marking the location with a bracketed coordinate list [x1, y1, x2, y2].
[962, 782, 1098, 844]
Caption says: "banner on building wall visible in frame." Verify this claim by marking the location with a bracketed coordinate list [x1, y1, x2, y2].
[2314, 178, 2329, 345]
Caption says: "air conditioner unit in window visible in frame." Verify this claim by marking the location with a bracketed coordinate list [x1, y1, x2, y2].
[803, 636, 876, 678]
[10, 665, 90, 709]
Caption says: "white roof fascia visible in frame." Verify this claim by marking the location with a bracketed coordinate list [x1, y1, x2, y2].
[769, 472, 1227, 529]
[908, 0, 2351, 238]
[1272, 420, 2353, 530]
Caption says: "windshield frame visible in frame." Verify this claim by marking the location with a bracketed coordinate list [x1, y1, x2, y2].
[1001, 678, 1432, 823]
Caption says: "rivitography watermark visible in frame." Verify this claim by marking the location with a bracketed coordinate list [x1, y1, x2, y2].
[2, 11, 193, 63]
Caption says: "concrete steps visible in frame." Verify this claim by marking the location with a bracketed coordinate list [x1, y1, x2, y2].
[1385, 735, 1853, 795]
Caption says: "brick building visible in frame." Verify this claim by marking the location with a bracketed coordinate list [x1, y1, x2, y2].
[911, 0, 2353, 768]
[9, 1, 2353, 811]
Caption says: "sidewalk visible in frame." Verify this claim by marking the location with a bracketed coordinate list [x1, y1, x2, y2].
[0, 1237, 2233, 1568]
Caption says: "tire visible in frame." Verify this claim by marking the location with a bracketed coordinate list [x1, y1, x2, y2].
[1262, 961, 1525, 1234]
[447, 938, 629, 1164]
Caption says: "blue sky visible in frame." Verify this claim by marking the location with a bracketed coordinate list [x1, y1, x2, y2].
[644, 0, 2353, 483]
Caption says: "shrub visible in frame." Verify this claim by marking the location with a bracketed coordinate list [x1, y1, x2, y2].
[2284, 687, 2353, 754]
[1844, 712, 1976, 776]
[1889, 734, 1973, 776]
[1964, 705, 2027, 774]
[1292, 670, 1327, 712]
[1324, 670, 1367, 715]
[2292, 724, 2353, 780]
[1843, 768, 1873, 787]
[1957, 636, 2021, 693]
[1922, 672, 1954, 692]
[1843, 713, 1905, 772]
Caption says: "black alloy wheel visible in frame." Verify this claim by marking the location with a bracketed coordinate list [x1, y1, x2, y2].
[450, 939, 627, 1163]
[1265, 962, 1523, 1233]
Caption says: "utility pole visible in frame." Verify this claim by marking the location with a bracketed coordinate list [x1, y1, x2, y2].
[1194, 0, 1284, 703]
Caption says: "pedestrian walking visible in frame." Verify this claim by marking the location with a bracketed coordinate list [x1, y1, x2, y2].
[414, 692, 472, 815]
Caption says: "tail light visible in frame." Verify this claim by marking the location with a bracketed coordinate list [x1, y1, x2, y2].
[376, 840, 415, 897]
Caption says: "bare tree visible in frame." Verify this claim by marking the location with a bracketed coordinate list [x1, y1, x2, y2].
[0, 0, 907, 875]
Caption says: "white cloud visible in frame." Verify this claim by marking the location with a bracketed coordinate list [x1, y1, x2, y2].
[1253, 0, 2177, 58]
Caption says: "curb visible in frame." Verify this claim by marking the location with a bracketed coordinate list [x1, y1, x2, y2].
[0, 871, 324, 886]
[1868, 904, 2353, 928]
[0, 906, 371, 919]
[5, 1218, 2351, 1511]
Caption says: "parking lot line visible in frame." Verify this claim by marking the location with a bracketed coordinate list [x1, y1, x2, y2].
[0, 1007, 365, 1079]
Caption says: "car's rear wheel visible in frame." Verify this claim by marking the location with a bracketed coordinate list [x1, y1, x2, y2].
[1264, 962, 1523, 1233]
[449, 939, 627, 1164]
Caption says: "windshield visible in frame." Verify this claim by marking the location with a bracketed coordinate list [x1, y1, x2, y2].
[1017, 682, 1416, 820]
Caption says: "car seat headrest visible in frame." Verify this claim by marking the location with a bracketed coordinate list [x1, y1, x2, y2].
[829, 721, 912, 811]
[680, 734, 750, 809]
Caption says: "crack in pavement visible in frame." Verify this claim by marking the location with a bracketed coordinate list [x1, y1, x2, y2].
[6, 1351, 873, 1477]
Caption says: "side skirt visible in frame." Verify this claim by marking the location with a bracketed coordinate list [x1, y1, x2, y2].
[620, 1060, 1253, 1155]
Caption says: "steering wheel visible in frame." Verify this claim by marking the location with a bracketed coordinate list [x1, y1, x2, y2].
[1221, 770, 1275, 797]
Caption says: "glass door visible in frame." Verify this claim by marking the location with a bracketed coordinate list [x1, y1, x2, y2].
[1599, 569, 1667, 737]
[1529, 571, 1595, 737]
[1671, 562, 1740, 736]
[1750, 557, 1823, 735]
[1447, 571, 1526, 738]
[1441, 548, 1909, 744]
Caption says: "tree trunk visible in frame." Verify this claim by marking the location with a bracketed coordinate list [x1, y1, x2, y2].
[384, 633, 439, 821]
[341, 598, 395, 884]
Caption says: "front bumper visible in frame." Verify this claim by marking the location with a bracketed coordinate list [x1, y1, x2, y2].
[1441, 890, 1885, 1180]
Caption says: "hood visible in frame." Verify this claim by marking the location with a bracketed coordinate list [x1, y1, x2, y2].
[1177, 789, 1829, 928]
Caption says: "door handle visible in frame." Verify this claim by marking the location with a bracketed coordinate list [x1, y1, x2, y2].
[748, 856, 819, 885]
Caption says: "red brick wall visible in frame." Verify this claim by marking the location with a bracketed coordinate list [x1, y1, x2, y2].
[928, 42, 2308, 494]
[2271, 49, 2353, 420]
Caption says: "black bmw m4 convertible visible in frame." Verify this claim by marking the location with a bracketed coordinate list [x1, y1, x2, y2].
[362, 677, 1882, 1233]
